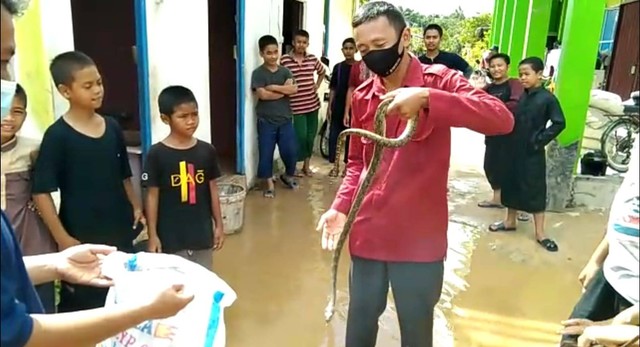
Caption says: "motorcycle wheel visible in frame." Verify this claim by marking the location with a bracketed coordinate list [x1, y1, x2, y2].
[600, 118, 638, 173]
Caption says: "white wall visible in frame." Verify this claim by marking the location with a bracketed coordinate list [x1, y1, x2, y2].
[243, 0, 289, 186]
[326, 0, 356, 68]
[304, 0, 326, 58]
[39, 0, 74, 119]
[145, 0, 211, 145]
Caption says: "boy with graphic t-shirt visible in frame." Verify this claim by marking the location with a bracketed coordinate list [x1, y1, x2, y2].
[143, 86, 225, 270]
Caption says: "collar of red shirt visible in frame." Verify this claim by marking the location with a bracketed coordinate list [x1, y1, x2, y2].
[364, 55, 424, 100]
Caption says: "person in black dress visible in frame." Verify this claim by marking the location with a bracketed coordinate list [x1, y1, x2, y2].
[477, 53, 523, 209]
[489, 57, 566, 252]
[327, 38, 356, 177]
[32, 51, 145, 311]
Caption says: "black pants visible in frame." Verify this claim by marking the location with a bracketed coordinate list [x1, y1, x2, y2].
[35, 282, 56, 313]
[58, 282, 109, 312]
[560, 268, 632, 345]
[346, 256, 444, 347]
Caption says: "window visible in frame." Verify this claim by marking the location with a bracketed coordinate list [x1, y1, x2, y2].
[599, 8, 619, 53]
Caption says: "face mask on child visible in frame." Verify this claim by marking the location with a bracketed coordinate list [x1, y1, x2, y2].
[1, 79, 17, 120]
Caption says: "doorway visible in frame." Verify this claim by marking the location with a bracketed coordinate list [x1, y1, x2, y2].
[208, 0, 238, 175]
[282, 0, 305, 54]
[607, 0, 640, 99]
[70, 0, 140, 145]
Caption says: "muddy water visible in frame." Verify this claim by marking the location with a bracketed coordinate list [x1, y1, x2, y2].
[213, 129, 608, 347]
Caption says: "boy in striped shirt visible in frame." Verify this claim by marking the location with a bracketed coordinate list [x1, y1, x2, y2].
[280, 30, 326, 176]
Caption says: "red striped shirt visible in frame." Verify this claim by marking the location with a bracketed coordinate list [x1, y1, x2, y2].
[280, 53, 326, 115]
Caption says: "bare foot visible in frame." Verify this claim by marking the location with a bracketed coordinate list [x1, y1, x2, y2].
[328, 168, 338, 177]
[303, 167, 314, 177]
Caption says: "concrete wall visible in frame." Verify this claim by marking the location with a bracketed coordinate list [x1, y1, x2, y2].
[145, 0, 211, 144]
[326, 0, 356, 68]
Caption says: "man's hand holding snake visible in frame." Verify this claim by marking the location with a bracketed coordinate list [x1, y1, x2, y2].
[381, 87, 430, 120]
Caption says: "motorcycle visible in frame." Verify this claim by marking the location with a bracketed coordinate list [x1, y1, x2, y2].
[599, 91, 639, 173]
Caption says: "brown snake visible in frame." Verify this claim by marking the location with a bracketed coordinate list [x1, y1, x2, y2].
[324, 98, 419, 322]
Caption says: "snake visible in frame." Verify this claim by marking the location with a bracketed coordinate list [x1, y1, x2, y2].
[324, 98, 419, 323]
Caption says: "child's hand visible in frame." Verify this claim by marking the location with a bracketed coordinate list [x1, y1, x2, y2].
[147, 236, 162, 253]
[133, 209, 146, 230]
[213, 226, 225, 251]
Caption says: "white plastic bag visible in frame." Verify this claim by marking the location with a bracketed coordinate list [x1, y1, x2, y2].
[98, 252, 237, 347]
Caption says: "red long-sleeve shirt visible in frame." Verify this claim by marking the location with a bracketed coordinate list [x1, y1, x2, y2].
[331, 57, 514, 262]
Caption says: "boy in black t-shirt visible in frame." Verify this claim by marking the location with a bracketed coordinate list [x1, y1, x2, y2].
[142, 86, 224, 270]
[32, 51, 145, 312]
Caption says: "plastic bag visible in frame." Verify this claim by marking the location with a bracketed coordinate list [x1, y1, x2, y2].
[98, 252, 237, 347]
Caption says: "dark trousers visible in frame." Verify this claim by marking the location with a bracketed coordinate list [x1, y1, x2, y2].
[58, 282, 109, 312]
[257, 118, 297, 179]
[35, 282, 56, 313]
[560, 268, 632, 345]
[328, 118, 349, 164]
[346, 256, 444, 347]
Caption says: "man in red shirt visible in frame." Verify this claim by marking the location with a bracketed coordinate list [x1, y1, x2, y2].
[316, 2, 514, 346]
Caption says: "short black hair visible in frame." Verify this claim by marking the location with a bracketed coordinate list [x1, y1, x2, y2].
[342, 37, 356, 47]
[293, 29, 309, 39]
[519, 56, 544, 73]
[1, 0, 28, 16]
[258, 35, 278, 52]
[49, 51, 96, 87]
[158, 85, 198, 116]
[13, 82, 26, 107]
[352, 1, 406, 34]
[423, 23, 443, 38]
[488, 53, 511, 65]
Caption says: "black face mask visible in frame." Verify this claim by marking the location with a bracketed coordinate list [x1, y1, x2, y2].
[362, 32, 405, 77]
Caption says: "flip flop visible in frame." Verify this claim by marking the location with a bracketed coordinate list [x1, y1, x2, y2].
[279, 175, 299, 189]
[518, 213, 531, 222]
[263, 189, 275, 199]
[489, 221, 516, 232]
[478, 201, 505, 209]
[537, 238, 558, 252]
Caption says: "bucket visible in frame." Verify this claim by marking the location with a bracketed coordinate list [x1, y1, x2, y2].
[218, 183, 247, 234]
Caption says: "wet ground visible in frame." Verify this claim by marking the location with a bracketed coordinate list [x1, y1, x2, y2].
[214, 129, 609, 347]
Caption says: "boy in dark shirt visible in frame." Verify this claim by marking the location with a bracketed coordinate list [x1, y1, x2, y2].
[32, 51, 145, 312]
[143, 86, 225, 270]
[327, 38, 356, 177]
[251, 35, 299, 198]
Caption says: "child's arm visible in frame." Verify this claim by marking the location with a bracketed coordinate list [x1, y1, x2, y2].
[31, 128, 78, 250]
[532, 94, 566, 151]
[145, 187, 161, 252]
[113, 119, 145, 226]
[251, 68, 285, 101]
[207, 145, 225, 250]
[141, 148, 161, 252]
[266, 78, 298, 95]
[314, 57, 327, 91]
[209, 180, 224, 250]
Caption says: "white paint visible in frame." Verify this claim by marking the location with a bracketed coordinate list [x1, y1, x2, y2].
[39, 0, 74, 119]
[304, 0, 325, 57]
[243, 0, 285, 187]
[145, 0, 211, 145]
[326, 0, 355, 68]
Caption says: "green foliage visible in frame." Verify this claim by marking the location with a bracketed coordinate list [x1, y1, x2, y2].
[355, 1, 492, 67]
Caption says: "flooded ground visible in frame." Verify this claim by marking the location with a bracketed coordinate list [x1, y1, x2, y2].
[214, 129, 609, 347]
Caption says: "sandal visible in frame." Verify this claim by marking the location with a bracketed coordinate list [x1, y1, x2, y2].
[517, 213, 531, 222]
[478, 201, 504, 209]
[279, 175, 299, 189]
[328, 168, 339, 177]
[489, 221, 516, 232]
[263, 189, 275, 199]
[537, 238, 558, 252]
